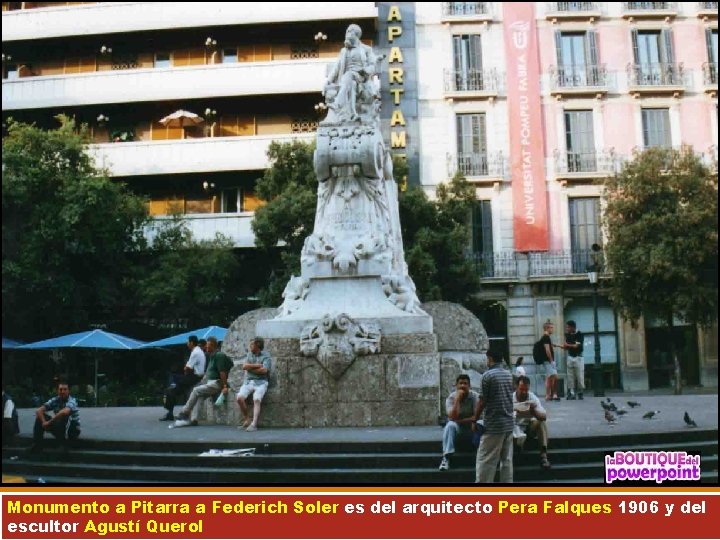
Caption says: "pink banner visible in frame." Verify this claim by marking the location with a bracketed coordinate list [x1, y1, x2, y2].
[503, 3, 549, 252]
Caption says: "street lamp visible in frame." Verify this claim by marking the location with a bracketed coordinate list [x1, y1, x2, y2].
[587, 243, 604, 397]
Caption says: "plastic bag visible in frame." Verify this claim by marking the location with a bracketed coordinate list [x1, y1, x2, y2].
[214, 392, 225, 407]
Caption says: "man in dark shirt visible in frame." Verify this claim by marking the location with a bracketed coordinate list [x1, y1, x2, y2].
[31, 380, 80, 453]
[175, 336, 234, 427]
[559, 320, 584, 400]
[474, 350, 514, 483]
[540, 321, 559, 401]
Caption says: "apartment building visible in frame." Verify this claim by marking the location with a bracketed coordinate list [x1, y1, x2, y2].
[3, 2, 717, 391]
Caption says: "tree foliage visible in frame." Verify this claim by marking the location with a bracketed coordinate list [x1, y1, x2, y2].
[2, 117, 148, 339]
[603, 147, 718, 392]
[252, 139, 480, 306]
[132, 215, 241, 326]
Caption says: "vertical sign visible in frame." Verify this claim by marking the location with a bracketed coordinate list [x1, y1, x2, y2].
[377, 2, 419, 187]
[503, 3, 549, 252]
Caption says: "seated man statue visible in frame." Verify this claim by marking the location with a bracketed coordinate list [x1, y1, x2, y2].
[513, 375, 551, 470]
[324, 24, 378, 121]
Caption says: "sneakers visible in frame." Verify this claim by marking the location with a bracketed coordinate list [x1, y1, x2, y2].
[566, 393, 576, 400]
[540, 454, 552, 469]
[246, 424, 257, 432]
[578, 393, 584, 400]
[159, 413, 174, 422]
[438, 456, 449, 471]
[171, 419, 197, 428]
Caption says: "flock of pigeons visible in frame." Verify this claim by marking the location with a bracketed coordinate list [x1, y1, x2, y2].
[601, 397, 698, 427]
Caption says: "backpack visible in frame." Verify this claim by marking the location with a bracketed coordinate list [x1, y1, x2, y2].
[532, 339, 546, 364]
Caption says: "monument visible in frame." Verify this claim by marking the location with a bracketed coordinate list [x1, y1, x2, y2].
[205, 24, 485, 428]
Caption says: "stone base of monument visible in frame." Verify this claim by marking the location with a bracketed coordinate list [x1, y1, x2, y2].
[198, 304, 488, 428]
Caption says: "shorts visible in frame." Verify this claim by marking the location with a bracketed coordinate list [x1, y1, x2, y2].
[544, 361, 558, 377]
[236, 380, 269, 402]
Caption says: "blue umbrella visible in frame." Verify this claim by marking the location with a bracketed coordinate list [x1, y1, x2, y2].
[19, 329, 146, 405]
[19, 329, 145, 350]
[2, 337, 25, 349]
[139, 326, 227, 348]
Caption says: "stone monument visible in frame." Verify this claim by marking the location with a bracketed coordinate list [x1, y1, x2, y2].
[225, 24, 490, 427]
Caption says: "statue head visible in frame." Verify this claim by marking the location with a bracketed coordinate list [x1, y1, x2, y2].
[345, 24, 362, 47]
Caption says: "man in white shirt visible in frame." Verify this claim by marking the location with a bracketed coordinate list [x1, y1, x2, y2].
[513, 375, 551, 470]
[159, 335, 206, 421]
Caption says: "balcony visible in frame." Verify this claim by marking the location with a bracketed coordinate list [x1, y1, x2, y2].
[2, 60, 329, 111]
[441, 2, 493, 22]
[447, 152, 507, 182]
[554, 149, 621, 180]
[89, 132, 314, 177]
[627, 63, 685, 96]
[703, 62, 718, 95]
[145, 213, 256, 248]
[545, 2, 602, 21]
[549, 64, 609, 97]
[470, 252, 519, 280]
[2, 2, 378, 42]
[621, 2, 678, 19]
[443, 68, 501, 100]
[529, 249, 606, 277]
[697, 2, 718, 18]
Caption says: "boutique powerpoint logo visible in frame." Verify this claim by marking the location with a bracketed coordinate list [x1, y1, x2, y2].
[605, 451, 701, 484]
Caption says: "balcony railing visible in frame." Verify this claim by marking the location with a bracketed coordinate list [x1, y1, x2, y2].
[448, 152, 507, 179]
[703, 62, 718, 86]
[442, 2, 490, 16]
[145, 213, 256, 248]
[547, 2, 600, 12]
[699, 1, 718, 8]
[444, 68, 500, 93]
[627, 63, 685, 87]
[550, 64, 608, 90]
[529, 249, 606, 277]
[623, 2, 676, 11]
[471, 252, 519, 279]
[554, 149, 620, 175]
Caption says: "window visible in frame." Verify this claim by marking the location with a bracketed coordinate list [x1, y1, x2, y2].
[222, 48, 237, 64]
[554, 31, 599, 86]
[569, 197, 601, 273]
[456, 114, 487, 176]
[471, 200, 494, 277]
[154, 52, 171, 69]
[706, 29, 718, 85]
[452, 34, 482, 90]
[642, 108, 671, 148]
[564, 110, 596, 172]
[631, 29, 677, 85]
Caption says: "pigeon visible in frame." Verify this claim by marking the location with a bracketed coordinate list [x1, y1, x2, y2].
[606, 398, 612, 403]
[627, 401, 641, 408]
[615, 409, 628, 416]
[607, 402, 618, 412]
[683, 411, 697, 428]
[643, 411, 660, 419]
[600, 401, 611, 411]
[605, 410, 616, 423]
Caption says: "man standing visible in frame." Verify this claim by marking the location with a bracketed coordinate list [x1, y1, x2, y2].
[175, 336, 233, 427]
[559, 320, 584, 400]
[160, 335, 206, 421]
[514, 375, 551, 469]
[474, 350, 514, 483]
[236, 338, 271, 432]
[540, 321, 559, 401]
[439, 374, 479, 471]
[31, 380, 80, 453]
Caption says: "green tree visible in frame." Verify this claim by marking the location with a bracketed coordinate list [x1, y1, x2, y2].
[400, 172, 480, 303]
[2, 117, 148, 339]
[252, 140, 480, 306]
[134, 214, 241, 326]
[251, 140, 317, 305]
[603, 147, 718, 393]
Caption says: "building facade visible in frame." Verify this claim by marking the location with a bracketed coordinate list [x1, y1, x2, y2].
[3, 1, 717, 391]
